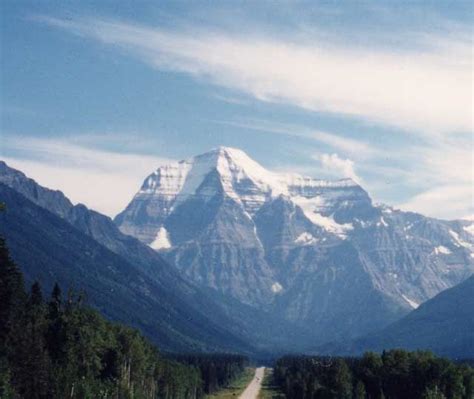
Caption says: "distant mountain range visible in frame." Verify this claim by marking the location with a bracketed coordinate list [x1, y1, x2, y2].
[115, 147, 474, 344]
[1, 148, 473, 356]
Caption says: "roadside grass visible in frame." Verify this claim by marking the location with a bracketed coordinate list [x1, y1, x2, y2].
[258, 368, 285, 399]
[206, 367, 255, 399]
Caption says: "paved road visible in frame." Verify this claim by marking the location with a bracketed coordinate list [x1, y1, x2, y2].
[239, 367, 265, 399]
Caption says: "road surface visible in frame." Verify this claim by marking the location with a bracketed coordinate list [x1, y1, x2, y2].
[239, 367, 265, 399]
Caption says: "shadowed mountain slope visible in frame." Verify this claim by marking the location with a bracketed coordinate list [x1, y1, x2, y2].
[0, 182, 255, 353]
[321, 275, 474, 358]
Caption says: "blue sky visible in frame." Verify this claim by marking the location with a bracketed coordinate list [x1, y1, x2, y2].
[1, 0, 472, 218]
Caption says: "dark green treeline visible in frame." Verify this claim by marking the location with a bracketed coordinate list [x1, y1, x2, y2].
[171, 354, 247, 394]
[274, 352, 474, 399]
[0, 234, 247, 399]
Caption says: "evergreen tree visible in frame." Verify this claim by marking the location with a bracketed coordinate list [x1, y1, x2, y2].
[422, 386, 447, 399]
[0, 233, 27, 397]
[0, 236, 26, 356]
[355, 380, 367, 399]
[0, 358, 15, 399]
[328, 359, 352, 399]
[273, 351, 474, 399]
[0, 232, 248, 398]
[461, 365, 474, 399]
[47, 283, 65, 364]
[359, 352, 383, 399]
[15, 282, 50, 399]
[49, 283, 62, 317]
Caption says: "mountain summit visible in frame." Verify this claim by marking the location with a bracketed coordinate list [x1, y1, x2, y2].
[115, 148, 474, 345]
[116, 146, 366, 244]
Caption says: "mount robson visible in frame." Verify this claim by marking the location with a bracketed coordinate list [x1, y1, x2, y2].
[1, 147, 473, 357]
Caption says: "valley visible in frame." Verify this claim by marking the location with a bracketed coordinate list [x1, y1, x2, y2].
[114, 147, 474, 351]
[1, 151, 473, 356]
[1, 1, 472, 396]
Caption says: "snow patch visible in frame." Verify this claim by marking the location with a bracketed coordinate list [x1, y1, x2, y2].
[149, 227, 172, 250]
[292, 196, 353, 237]
[433, 245, 452, 255]
[310, 213, 353, 236]
[141, 162, 191, 196]
[449, 230, 471, 248]
[155, 147, 288, 213]
[222, 147, 287, 195]
[377, 217, 388, 227]
[271, 282, 283, 293]
[463, 223, 474, 236]
[283, 174, 358, 189]
[401, 294, 419, 309]
[252, 223, 264, 248]
[356, 219, 372, 228]
[295, 232, 318, 246]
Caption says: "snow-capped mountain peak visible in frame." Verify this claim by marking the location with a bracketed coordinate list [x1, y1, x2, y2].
[134, 147, 370, 224]
[1, 158, 473, 352]
[140, 146, 285, 207]
[114, 145, 473, 331]
[115, 147, 379, 255]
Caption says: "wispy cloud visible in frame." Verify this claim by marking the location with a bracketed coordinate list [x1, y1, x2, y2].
[213, 117, 472, 219]
[9, 13, 472, 220]
[35, 15, 472, 134]
[214, 118, 377, 159]
[395, 139, 473, 219]
[211, 93, 250, 106]
[2, 136, 173, 216]
[398, 185, 473, 220]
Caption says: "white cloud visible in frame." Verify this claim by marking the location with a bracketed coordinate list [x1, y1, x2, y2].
[211, 93, 250, 106]
[36, 16, 472, 134]
[315, 153, 361, 184]
[310, 130, 376, 159]
[1, 137, 172, 217]
[398, 184, 473, 220]
[417, 143, 473, 186]
[8, 14, 473, 219]
[395, 139, 473, 219]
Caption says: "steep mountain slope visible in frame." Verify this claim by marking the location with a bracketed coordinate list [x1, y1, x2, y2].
[115, 147, 474, 343]
[0, 161, 314, 353]
[0, 183, 253, 353]
[331, 275, 474, 358]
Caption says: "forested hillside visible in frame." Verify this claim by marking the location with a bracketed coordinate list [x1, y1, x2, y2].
[273, 351, 474, 399]
[0, 232, 247, 398]
[0, 181, 254, 354]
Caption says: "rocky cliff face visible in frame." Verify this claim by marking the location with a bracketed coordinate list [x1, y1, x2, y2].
[115, 147, 474, 342]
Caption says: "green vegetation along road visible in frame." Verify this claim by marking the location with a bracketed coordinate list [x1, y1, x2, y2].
[258, 368, 285, 399]
[206, 368, 256, 399]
